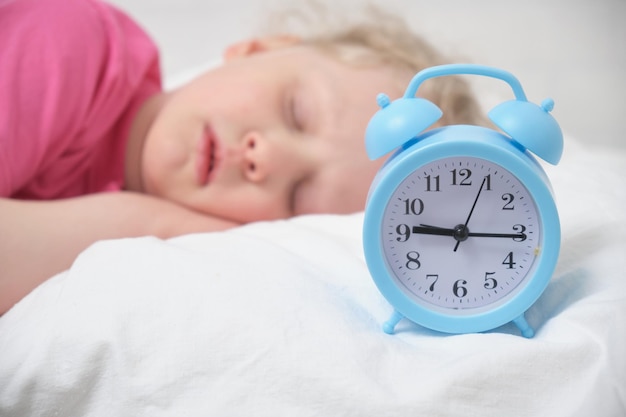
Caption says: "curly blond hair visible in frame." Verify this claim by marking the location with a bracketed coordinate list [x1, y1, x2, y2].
[262, 2, 485, 127]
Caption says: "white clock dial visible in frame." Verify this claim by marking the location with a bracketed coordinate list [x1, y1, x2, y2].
[381, 156, 542, 313]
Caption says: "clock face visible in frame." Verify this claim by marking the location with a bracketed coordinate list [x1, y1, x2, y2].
[381, 156, 542, 314]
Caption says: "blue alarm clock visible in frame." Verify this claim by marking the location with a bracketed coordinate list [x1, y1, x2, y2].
[363, 64, 563, 338]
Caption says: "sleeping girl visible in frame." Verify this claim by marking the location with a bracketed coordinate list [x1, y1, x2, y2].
[0, 0, 483, 314]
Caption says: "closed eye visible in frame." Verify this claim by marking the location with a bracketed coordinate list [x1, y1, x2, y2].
[288, 88, 305, 132]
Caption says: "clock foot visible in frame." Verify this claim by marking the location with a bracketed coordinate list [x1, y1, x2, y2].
[513, 314, 535, 338]
[383, 310, 404, 334]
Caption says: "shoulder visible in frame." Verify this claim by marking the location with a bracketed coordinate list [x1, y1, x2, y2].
[0, 0, 161, 128]
[0, 0, 160, 138]
[1, 0, 108, 42]
[0, 0, 157, 71]
[0, 0, 161, 197]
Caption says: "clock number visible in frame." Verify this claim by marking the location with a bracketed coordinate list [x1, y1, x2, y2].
[502, 193, 515, 210]
[453, 279, 468, 298]
[484, 174, 492, 191]
[425, 175, 440, 192]
[512, 224, 527, 242]
[502, 252, 517, 269]
[426, 274, 439, 291]
[450, 168, 472, 186]
[395, 224, 411, 242]
[402, 198, 424, 215]
[405, 251, 421, 270]
[484, 272, 498, 290]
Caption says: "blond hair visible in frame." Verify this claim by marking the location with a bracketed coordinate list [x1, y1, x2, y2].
[263, 2, 484, 127]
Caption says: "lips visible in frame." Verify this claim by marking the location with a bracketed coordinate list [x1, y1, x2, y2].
[196, 125, 219, 186]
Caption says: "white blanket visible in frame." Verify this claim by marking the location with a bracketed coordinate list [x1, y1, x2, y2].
[1, 136, 625, 416]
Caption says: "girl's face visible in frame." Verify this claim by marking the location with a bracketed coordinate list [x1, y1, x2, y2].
[139, 41, 406, 223]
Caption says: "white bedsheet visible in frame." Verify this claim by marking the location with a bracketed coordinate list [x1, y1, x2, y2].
[1, 136, 625, 416]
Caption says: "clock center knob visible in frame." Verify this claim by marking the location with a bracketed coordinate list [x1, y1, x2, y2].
[453, 224, 470, 242]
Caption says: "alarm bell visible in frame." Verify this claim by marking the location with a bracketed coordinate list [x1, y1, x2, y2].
[364, 94, 442, 160]
[489, 98, 563, 165]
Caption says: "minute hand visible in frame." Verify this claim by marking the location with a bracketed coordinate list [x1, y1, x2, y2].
[412, 225, 526, 240]
[467, 231, 526, 239]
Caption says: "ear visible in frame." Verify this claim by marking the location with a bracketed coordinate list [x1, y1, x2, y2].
[223, 35, 301, 61]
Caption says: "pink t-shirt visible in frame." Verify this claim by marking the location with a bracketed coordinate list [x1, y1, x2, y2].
[0, 0, 161, 198]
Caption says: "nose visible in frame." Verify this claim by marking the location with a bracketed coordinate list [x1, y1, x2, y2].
[242, 131, 268, 183]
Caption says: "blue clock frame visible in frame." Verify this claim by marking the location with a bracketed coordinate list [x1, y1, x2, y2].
[362, 64, 563, 337]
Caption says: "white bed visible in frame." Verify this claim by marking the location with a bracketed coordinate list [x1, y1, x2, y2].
[1, 1, 624, 416]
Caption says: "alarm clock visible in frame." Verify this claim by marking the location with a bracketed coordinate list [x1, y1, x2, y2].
[363, 64, 563, 338]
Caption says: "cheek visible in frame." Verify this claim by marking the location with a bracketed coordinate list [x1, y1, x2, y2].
[302, 165, 379, 215]
[240, 87, 270, 114]
[188, 185, 290, 223]
[140, 137, 174, 195]
[212, 76, 278, 121]
[141, 124, 195, 194]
